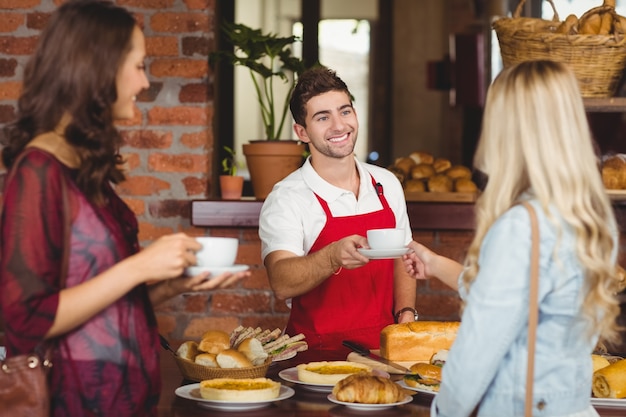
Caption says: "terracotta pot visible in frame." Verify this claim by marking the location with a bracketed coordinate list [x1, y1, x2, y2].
[219, 175, 244, 200]
[243, 141, 306, 200]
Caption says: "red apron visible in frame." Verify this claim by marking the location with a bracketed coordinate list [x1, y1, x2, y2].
[285, 175, 396, 351]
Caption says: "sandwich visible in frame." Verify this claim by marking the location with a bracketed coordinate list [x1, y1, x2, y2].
[199, 377, 281, 401]
[403, 362, 442, 392]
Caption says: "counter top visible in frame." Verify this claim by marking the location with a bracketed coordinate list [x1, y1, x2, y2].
[158, 349, 625, 417]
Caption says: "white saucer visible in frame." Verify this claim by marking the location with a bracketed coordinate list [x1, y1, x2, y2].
[175, 383, 295, 411]
[185, 264, 250, 277]
[358, 248, 410, 259]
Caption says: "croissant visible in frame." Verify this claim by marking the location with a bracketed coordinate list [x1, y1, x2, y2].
[592, 358, 626, 398]
[332, 373, 408, 404]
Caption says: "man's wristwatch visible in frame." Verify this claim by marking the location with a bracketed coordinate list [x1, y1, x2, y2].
[394, 307, 418, 323]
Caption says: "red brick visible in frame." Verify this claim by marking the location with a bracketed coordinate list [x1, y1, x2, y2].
[25, 11, 50, 30]
[148, 199, 190, 218]
[237, 241, 263, 265]
[182, 317, 240, 339]
[0, 0, 40, 9]
[179, 82, 208, 103]
[147, 106, 208, 126]
[0, 81, 21, 100]
[182, 36, 210, 57]
[212, 292, 271, 314]
[415, 293, 461, 321]
[117, 0, 174, 8]
[148, 153, 207, 173]
[150, 58, 208, 78]
[242, 268, 271, 290]
[120, 152, 141, 171]
[0, 13, 24, 32]
[146, 36, 178, 57]
[155, 315, 177, 338]
[0, 58, 17, 77]
[0, 36, 38, 55]
[137, 82, 163, 102]
[183, 0, 214, 10]
[121, 197, 146, 216]
[183, 293, 210, 313]
[0, 104, 16, 123]
[150, 12, 209, 33]
[180, 130, 209, 148]
[122, 129, 173, 149]
[273, 298, 291, 314]
[117, 175, 171, 196]
[137, 221, 174, 242]
[182, 176, 207, 196]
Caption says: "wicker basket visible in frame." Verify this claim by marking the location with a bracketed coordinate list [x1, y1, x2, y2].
[172, 352, 272, 382]
[492, 0, 626, 97]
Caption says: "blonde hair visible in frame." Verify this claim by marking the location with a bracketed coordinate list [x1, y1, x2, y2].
[465, 60, 620, 342]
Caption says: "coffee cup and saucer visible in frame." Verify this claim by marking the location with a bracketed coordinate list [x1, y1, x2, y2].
[357, 228, 410, 259]
[185, 237, 250, 277]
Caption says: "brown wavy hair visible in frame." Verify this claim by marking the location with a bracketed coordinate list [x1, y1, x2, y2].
[1, 0, 136, 205]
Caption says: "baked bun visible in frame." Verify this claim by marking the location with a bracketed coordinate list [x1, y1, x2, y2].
[404, 179, 426, 192]
[176, 341, 199, 362]
[427, 174, 453, 192]
[387, 165, 406, 184]
[593, 358, 626, 398]
[194, 352, 218, 367]
[216, 349, 253, 368]
[297, 361, 372, 385]
[403, 363, 442, 391]
[411, 163, 436, 180]
[394, 157, 416, 176]
[454, 178, 478, 193]
[199, 378, 281, 401]
[602, 155, 626, 189]
[409, 151, 434, 165]
[445, 165, 472, 180]
[237, 337, 269, 366]
[198, 330, 230, 354]
[433, 158, 451, 173]
[380, 321, 460, 361]
[332, 373, 408, 404]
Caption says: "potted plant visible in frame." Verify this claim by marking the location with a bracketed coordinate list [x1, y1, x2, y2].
[219, 145, 244, 200]
[210, 21, 309, 200]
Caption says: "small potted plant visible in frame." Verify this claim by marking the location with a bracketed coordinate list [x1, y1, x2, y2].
[210, 21, 309, 200]
[219, 145, 244, 200]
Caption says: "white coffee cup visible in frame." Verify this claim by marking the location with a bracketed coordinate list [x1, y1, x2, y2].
[366, 228, 405, 250]
[195, 237, 239, 267]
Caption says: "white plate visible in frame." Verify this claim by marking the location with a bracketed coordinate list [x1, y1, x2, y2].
[397, 380, 437, 396]
[185, 264, 249, 277]
[327, 393, 413, 410]
[591, 397, 626, 408]
[174, 383, 295, 411]
[357, 248, 410, 259]
[278, 367, 390, 393]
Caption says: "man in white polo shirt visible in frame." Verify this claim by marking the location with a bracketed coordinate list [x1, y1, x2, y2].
[259, 67, 417, 351]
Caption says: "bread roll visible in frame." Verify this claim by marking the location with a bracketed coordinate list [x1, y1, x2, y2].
[194, 352, 218, 367]
[198, 330, 230, 354]
[602, 155, 626, 189]
[380, 321, 460, 361]
[394, 157, 416, 176]
[200, 378, 281, 401]
[176, 341, 199, 362]
[216, 349, 253, 368]
[297, 361, 372, 385]
[237, 337, 269, 366]
[409, 151, 434, 165]
[593, 358, 626, 398]
[433, 158, 452, 173]
[445, 165, 472, 180]
[404, 179, 426, 192]
[332, 373, 408, 404]
[411, 163, 436, 180]
[454, 178, 478, 193]
[427, 174, 453, 192]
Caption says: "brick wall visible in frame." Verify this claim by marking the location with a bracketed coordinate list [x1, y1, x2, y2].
[0, 0, 464, 347]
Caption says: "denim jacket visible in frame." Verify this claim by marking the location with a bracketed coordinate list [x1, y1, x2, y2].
[432, 200, 614, 417]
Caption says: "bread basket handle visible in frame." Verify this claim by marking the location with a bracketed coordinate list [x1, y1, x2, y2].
[513, 0, 559, 22]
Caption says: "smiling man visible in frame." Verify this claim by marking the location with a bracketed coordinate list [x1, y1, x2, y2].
[259, 67, 417, 351]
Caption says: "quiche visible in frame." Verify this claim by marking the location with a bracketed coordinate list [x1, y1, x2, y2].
[296, 361, 372, 384]
[199, 377, 281, 401]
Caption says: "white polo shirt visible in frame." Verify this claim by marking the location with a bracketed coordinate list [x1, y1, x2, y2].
[259, 156, 412, 260]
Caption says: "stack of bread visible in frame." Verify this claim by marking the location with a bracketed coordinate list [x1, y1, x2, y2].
[389, 151, 477, 193]
[379, 321, 460, 362]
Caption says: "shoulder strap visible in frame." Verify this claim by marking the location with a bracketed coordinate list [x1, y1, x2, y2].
[521, 201, 540, 417]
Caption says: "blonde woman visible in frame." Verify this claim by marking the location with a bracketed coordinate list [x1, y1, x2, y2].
[403, 60, 621, 417]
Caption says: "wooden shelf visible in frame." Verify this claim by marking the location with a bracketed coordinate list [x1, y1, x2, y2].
[583, 97, 626, 112]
